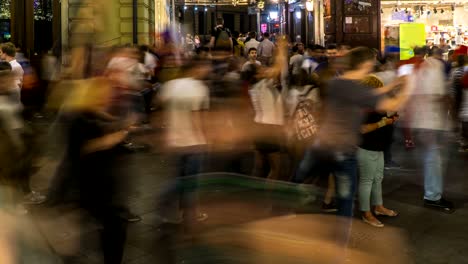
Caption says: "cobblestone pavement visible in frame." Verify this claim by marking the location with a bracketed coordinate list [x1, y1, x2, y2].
[12, 115, 468, 264]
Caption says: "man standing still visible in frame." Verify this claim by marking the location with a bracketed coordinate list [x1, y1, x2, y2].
[257, 32, 276, 67]
[244, 32, 260, 58]
[406, 46, 454, 211]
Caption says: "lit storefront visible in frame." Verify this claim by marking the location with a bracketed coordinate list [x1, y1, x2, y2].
[381, 1, 468, 51]
[287, 0, 319, 45]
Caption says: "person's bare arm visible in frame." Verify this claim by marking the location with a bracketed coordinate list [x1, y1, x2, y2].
[209, 36, 215, 49]
[361, 116, 397, 134]
[373, 79, 401, 95]
[81, 130, 128, 155]
[376, 79, 412, 112]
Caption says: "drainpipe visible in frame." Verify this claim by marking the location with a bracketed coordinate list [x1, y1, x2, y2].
[133, 0, 138, 44]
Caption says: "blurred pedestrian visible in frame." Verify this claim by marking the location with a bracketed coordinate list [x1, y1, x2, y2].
[405, 46, 455, 211]
[59, 77, 132, 264]
[158, 58, 211, 227]
[299, 47, 412, 217]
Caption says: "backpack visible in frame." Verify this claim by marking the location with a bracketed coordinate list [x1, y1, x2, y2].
[291, 91, 320, 142]
[215, 28, 231, 51]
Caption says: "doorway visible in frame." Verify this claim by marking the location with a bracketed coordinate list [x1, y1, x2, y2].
[223, 13, 234, 32]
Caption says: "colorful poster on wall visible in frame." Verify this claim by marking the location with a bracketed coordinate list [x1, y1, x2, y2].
[399, 23, 426, 60]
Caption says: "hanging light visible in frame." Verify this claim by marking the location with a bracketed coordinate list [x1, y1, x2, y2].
[433, 7, 437, 14]
[295, 10, 302, 19]
[381, 8, 384, 14]
[441, 9, 444, 14]
[194, 6, 198, 11]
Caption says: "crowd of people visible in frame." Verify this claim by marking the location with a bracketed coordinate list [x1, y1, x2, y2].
[0, 16, 468, 263]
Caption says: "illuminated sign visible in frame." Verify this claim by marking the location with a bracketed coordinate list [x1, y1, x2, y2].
[269, 11, 278, 20]
[400, 23, 426, 60]
[257, 1, 264, 9]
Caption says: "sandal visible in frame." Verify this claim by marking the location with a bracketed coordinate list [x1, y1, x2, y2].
[362, 216, 384, 228]
[374, 209, 398, 217]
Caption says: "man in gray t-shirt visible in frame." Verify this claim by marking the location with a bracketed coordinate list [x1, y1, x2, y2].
[295, 47, 412, 217]
[316, 78, 380, 152]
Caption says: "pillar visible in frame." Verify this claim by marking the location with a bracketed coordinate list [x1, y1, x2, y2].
[11, 0, 34, 56]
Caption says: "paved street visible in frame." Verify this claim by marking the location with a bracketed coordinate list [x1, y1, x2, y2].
[11, 116, 468, 264]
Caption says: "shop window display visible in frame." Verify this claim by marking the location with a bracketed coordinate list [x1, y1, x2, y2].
[344, 0, 373, 15]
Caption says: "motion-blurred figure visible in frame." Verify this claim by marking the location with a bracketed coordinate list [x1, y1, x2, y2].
[406, 47, 454, 211]
[158, 58, 211, 226]
[58, 77, 132, 264]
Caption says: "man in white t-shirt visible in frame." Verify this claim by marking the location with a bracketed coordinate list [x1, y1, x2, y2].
[158, 59, 211, 224]
[0, 43, 24, 103]
[289, 44, 304, 76]
[242, 48, 261, 72]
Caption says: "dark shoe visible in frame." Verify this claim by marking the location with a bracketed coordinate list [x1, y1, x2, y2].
[424, 198, 454, 211]
[321, 201, 338, 213]
[384, 161, 401, 170]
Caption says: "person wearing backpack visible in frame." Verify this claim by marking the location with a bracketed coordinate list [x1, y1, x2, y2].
[209, 17, 233, 58]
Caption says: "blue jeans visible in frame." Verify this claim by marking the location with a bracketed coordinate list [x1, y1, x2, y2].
[293, 146, 334, 183]
[416, 129, 446, 201]
[333, 152, 358, 217]
[294, 146, 357, 217]
[293, 147, 317, 184]
[157, 149, 205, 221]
